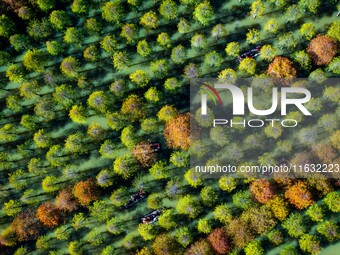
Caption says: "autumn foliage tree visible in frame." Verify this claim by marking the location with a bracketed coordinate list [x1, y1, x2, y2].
[56, 188, 79, 212]
[285, 181, 314, 209]
[152, 233, 180, 255]
[36, 202, 64, 228]
[185, 239, 213, 255]
[11, 209, 42, 241]
[307, 35, 337, 65]
[132, 141, 157, 167]
[163, 113, 190, 150]
[267, 56, 297, 80]
[207, 228, 231, 255]
[250, 179, 275, 204]
[72, 178, 100, 206]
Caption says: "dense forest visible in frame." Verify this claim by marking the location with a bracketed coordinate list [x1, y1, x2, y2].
[0, 0, 339, 255]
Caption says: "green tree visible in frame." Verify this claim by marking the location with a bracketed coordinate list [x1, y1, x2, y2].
[50, 10, 71, 30]
[150, 59, 169, 78]
[158, 209, 177, 230]
[299, 234, 320, 255]
[71, 0, 87, 15]
[0, 14, 15, 38]
[107, 217, 123, 235]
[213, 204, 232, 224]
[6, 64, 25, 83]
[150, 161, 169, 180]
[121, 94, 145, 121]
[246, 28, 261, 44]
[200, 186, 217, 207]
[138, 223, 156, 241]
[10, 34, 31, 51]
[211, 24, 226, 39]
[176, 195, 201, 218]
[268, 230, 283, 245]
[27, 18, 52, 39]
[316, 221, 338, 241]
[88, 91, 109, 113]
[219, 176, 237, 192]
[159, 0, 178, 20]
[96, 169, 114, 188]
[176, 227, 193, 247]
[171, 45, 186, 64]
[250, 0, 265, 18]
[65, 132, 87, 154]
[60, 56, 80, 79]
[141, 118, 159, 133]
[284, 4, 303, 23]
[140, 11, 158, 29]
[264, 19, 279, 34]
[130, 70, 149, 87]
[107, 112, 125, 131]
[218, 68, 237, 83]
[323, 191, 340, 213]
[260, 45, 277, 61]
[121, 126, 138, 148]
[85, 18, 102, 35]
[157, 32, 171, 48]
[33, 129, 52, 148]
[137, 40, 151, 57]
[55, 225, 71, 240]
[184, 168, 203, 188]
[100, 35, 117, 54]
[19, 80, 39, 99]
[164, 77, 181, 92]
[191, 33, 206, 49]
[282, 213, 306, 238]
[71, 213, 87, 230]
[87, 122, 105, 141]
[204, 51, 223, 67]
[120, 24, 137, 43]
[239, 58, 256, 75]
[327, 21, 340, 42]
[243, 240, 263, 255]
[328, 57, 340, 74]
[64, 27, 83, 45]
[113, 51, 129, 70]
[110, 79, 126, 97]
[293, 50, 311, 70]
[46, 145, 68, 167]
[22, 49, 47, 73]
[36, 0, 55, 11]
[69, 104, 86, 124]
[300, 23, 315, 40]
[42, 176, 60, 193]
[178, 18, 191, 33]
[225, 42, 240, 57]
[306, 204, 324, 222]
[193, 1, 213, 25]
[0, 51, 10, 65]
[68, 241, 83, 255]
[102, 1, 123, 24]
[4, 200, 22, 217]
[264, 124, 283, 139]
[102, 245, 115, 255]
[113, 155, 138, 179]
[46, 41, 62, 55]
[83, 45, 99, 62]
[232, 190, 253, 210]
[197, 218, 212, 234]
[145, 87, 161, 103]
[184, 63, 199, 79]
[298, 0, 320, 13]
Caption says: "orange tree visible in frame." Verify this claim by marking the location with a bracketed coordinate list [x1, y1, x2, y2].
[266, 56, 297, 81]
[285, 181, 314, 209]
[207, 228, 231, 255]
[72, 178, 101, 206]
[163, 113, 190, 150]
[250, 179, 275, 204]
[307, 35, 337, 65]
[56, 188, 79, 212]
[36, 202, 64, 228]
[11, 209, 42, 241]
[132, 141, 157, 167]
